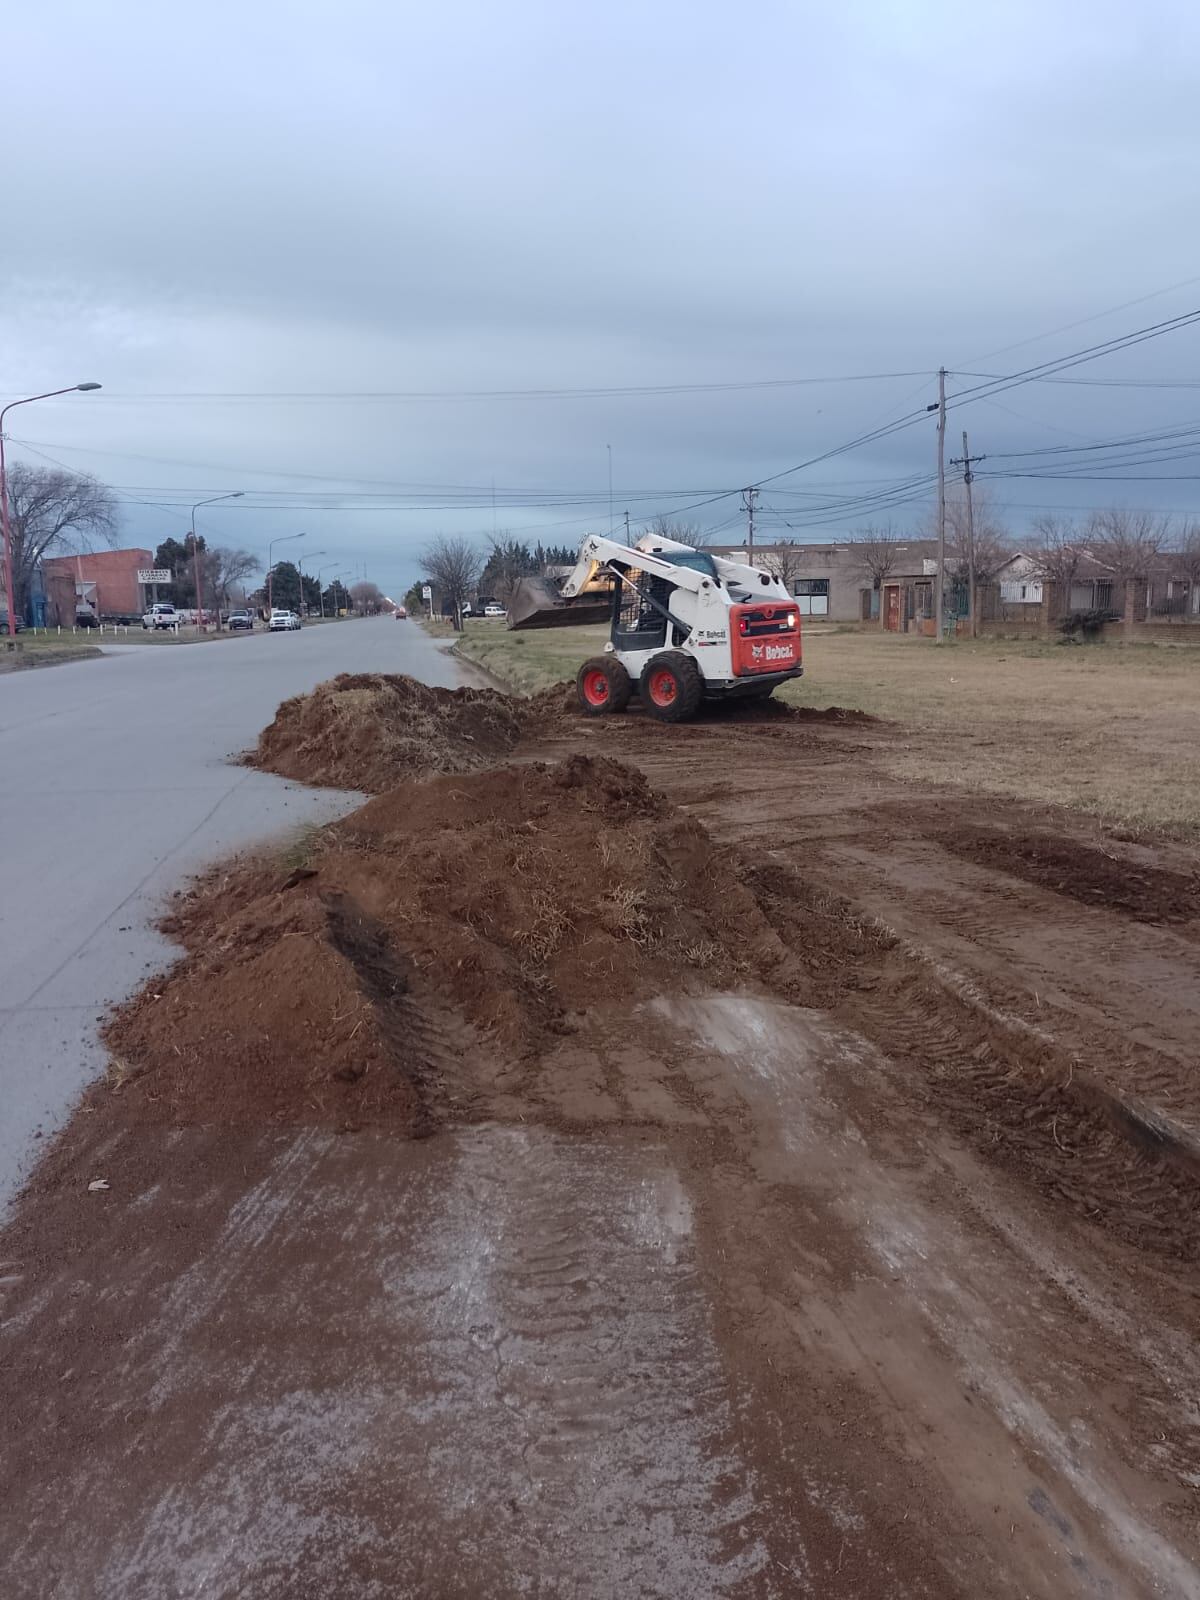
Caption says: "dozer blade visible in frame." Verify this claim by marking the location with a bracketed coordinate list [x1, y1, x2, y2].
[507, 575, 612, 631]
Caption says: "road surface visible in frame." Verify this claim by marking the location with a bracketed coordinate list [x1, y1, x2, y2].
[0, 617, 467, 1205]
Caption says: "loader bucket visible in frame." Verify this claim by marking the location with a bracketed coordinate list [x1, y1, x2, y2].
[507, 575, 613, 631]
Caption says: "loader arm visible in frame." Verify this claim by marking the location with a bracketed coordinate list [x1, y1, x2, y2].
[561, 535, 710, 599]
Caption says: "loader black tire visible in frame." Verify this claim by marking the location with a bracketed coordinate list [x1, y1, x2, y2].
[639, 651, 705, 723]
[576, 656, 633, 716]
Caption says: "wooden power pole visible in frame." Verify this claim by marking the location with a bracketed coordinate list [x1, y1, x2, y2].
[951, 430, 987, 638]
[743, 486, 759, 561]
[934, 367, 947, 643]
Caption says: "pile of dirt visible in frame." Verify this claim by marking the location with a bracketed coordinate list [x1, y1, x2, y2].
[248, 671, 875, 794]
[939, 826, 1200, 924]
[105, 754, 793, 1133]
[249, 674, 533, 791]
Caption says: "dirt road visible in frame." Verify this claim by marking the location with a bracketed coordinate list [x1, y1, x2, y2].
[2, 690, 1197, 1598]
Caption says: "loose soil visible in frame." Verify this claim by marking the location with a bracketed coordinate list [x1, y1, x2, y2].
[249, 672, 530, 790]
[4, 673, 1200, 1598]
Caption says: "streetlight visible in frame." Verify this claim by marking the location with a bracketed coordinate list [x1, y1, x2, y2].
[267, 530, 305, 612]
[316, 560, 339, 619]
[296, 549, 325, 617]
[190, 492, 243, 632]
[0, 383, 101, 637]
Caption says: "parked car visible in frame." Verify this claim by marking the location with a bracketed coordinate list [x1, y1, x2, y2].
[228, 609, 255, 631]
[268, 609, 302, 631]
[0, 610, 25, 633]
[483, 602, 506, 619]
[142, 603, 180, 630]
[75, 609, 100, 629]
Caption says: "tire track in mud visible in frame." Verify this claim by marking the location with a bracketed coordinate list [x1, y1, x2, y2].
[740, 859, 1200, 1263]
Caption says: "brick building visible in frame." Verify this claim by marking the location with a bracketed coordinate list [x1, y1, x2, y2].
[40, 548, 154, 625]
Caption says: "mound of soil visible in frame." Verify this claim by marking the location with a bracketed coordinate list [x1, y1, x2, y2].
[940, 827, 1200, 925]
[248, 671, 872, 794]
[104, 754, 792, 1133]
[250, 674, 531, 791]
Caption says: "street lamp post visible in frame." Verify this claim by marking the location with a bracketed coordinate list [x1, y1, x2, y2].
[296, 549, 325, 618]
[190, 492, 244, 632]
[316, 561, 339, 619]
[0, 383, 101, 637]
[267, 531, 306, 612]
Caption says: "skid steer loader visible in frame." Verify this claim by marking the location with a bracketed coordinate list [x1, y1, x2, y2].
[508, 532, 803, 722]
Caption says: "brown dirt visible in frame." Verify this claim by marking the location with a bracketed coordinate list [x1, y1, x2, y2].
[938, 825, 1200, 924]
[6, 680, 1200, 1598]
[104, 754, 792, 1134]
[248, 672, 529, 790]
[248, 670, 876, 793]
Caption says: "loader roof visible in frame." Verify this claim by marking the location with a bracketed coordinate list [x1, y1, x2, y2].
[642, 547, 718, 578]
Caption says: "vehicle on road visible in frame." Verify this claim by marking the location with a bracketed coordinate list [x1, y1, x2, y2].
[142, 604, 180, 630]
[483, 602, 506, 619]
[0, 611, 25, 633]
[394, 605, 407, 620]
[75, 609, 100, 630]
[228, 609, 255, 631]
[268, 609, 302, 631]
[509, 531, 803, 723]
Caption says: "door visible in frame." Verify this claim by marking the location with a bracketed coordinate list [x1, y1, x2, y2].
[884, 584, 901, 631]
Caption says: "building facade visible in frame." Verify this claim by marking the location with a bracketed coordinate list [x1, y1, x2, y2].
[40, 548, 155, 624]
[711, 539, 940, 630]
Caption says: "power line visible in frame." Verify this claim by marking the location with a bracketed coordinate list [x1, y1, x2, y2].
[0, 370, 934, 405]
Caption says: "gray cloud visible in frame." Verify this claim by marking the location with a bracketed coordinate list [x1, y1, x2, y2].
[4, 0, 1200, 593]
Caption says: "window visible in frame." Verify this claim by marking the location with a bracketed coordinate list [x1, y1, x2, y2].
[792, 577, 829, 617]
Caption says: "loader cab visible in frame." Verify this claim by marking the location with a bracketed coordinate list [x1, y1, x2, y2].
[609, 549, 717, 651]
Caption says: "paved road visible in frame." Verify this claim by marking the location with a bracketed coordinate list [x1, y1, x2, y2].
[0, 617, 469, 1206]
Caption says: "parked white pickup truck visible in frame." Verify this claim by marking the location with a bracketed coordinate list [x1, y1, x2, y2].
[142, 603, 180, 630]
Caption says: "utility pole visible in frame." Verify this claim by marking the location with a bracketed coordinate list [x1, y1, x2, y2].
[932, 368, 947, 643]
[607, 444, 614, 539]
[950, 431, 987, 638]
[743, 487, 759, 561]
[624, 509, 631, 545]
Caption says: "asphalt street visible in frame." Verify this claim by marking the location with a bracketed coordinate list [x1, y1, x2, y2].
[0, 616, 469, 1206]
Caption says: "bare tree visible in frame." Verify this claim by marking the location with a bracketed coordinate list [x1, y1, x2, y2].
[350, 580, 385, 614]
[1174, 523, 1200, 617]
[1089, 508, 1169, 640]
[422, 535, 483, 629]
[945, 486, 1010, 632]
[1025, 514, 1084, 620]
[765, 538, 805, 594]
[646, 514, 708, 548]
[206, 547, 260, 620]
[2, 462, 118, 616]
[851, 522, 903, 625]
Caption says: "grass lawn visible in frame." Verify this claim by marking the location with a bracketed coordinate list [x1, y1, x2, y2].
[454, 620, 1200, 840]
[0, 634, 102, 673]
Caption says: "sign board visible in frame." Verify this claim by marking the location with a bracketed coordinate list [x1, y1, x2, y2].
[138, 569, 172, 584]
[421, 584, 432, 600]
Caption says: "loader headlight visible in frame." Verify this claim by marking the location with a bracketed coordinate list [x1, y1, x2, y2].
[785, 613, 797, 628]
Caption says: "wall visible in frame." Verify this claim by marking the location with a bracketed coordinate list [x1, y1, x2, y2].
[712, 541, 939, 625]
[41, 548, 153, 622]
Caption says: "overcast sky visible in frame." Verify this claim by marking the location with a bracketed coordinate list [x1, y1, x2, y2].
[4, 0, 1200, 595]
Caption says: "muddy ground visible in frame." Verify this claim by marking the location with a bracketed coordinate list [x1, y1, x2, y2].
[2, 683, 1199, 1599]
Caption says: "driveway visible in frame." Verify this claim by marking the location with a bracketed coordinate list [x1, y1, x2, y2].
[0, 617, 469, 1204]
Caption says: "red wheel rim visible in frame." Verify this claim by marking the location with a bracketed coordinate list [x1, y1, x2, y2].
[648, 669, 677, 707]
[581, 668, 610, 707]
